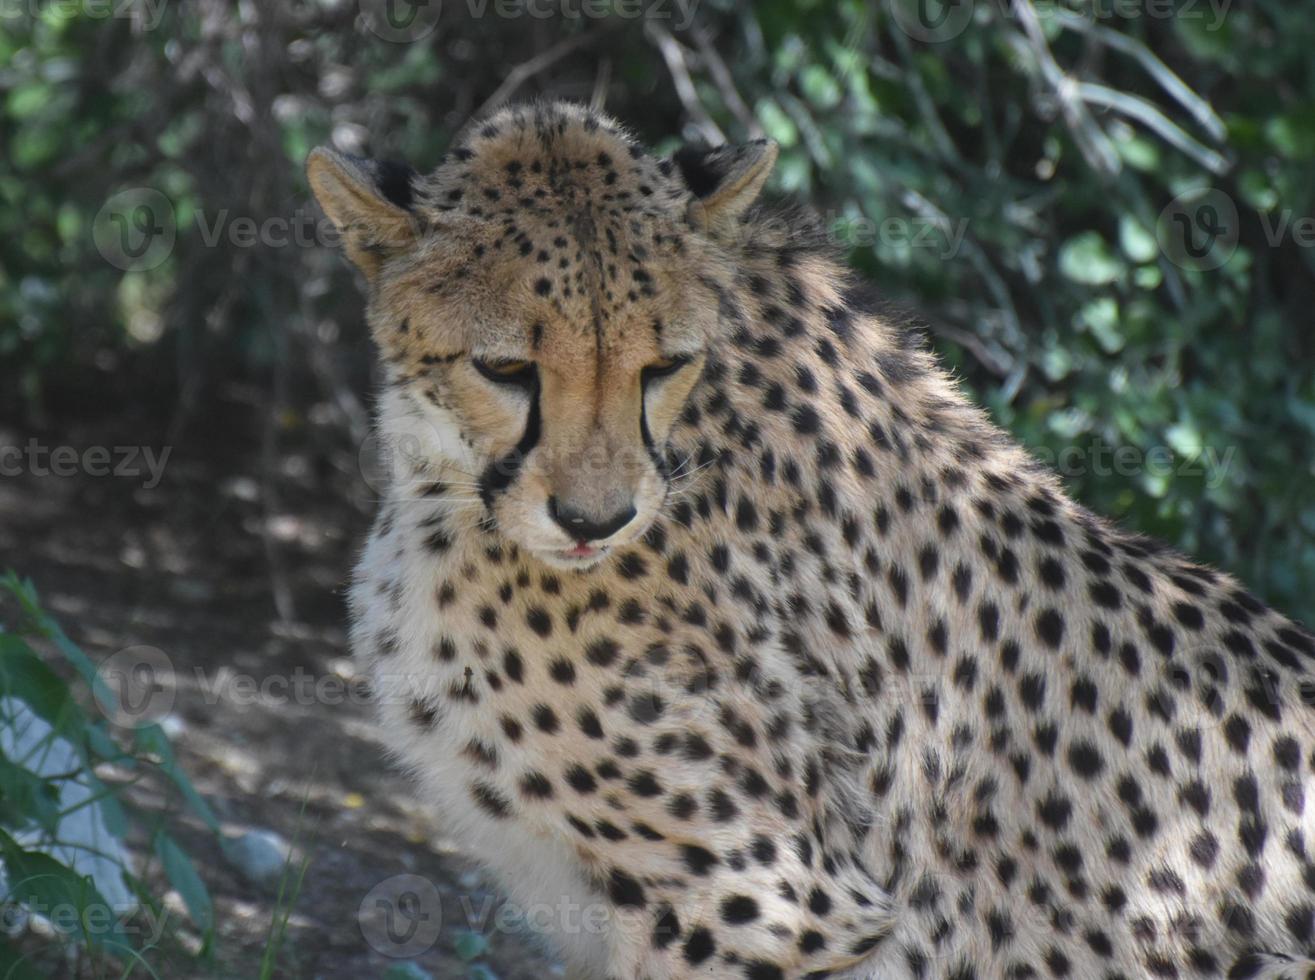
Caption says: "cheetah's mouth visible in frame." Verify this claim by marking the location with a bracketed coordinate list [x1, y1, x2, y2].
[538, 542, 611, 570]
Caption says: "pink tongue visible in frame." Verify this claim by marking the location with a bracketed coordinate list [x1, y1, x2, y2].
[566, 543, 597, 559]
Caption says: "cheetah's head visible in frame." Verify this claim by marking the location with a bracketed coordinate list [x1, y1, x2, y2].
[309, 102, 776, 569]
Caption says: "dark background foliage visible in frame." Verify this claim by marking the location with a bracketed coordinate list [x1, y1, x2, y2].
[7, 0, 1314, 621]
[4, 0, 1314, 618]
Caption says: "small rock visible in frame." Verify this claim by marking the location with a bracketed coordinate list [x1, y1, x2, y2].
[224, 829, 289, 887]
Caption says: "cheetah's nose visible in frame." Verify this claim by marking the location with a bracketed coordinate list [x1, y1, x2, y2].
[547, 497, 636, 543]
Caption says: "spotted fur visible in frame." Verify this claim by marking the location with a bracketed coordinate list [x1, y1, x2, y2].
[309, 102, 1315, 979]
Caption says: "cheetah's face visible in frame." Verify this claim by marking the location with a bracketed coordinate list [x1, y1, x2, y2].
[377, 220, 711, 570]
[308, 105, 776, 569]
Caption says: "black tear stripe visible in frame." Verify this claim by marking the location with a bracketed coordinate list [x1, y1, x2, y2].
[478, 377, 542, 510]
[640, 391, 669, 478]
[642, 361, 707, 478]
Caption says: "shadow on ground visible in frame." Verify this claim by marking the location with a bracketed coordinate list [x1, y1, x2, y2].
[0, 389, 559, 979]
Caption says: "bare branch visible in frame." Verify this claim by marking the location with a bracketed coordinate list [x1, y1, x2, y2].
[1076, 82, 1231, 175]
[1052, 9, 1226, 144]
[474, 30, 601, 121]
[690, 24, 759, 136]
[645, 21, 725, 145]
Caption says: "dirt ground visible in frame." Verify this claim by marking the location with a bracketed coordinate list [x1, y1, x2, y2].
[0, 388, 561, 979]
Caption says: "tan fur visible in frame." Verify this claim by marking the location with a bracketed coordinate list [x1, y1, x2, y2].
[312, 102, 1315, 980]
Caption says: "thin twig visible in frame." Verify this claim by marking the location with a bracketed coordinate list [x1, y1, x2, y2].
[474, 30, 601, 121]
[1076, 82, 1231, 175]
[900, 186, 1027, 354]
[1007, 0, 1121, 179]
[690, 24, 759, 136]
[886, 19, 959, 163]
[918, 312, 1014, 378]
[1052, 10, 1226, 143]
[645, 21, 725, 145]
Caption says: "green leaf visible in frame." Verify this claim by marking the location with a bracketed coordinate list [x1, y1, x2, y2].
[154, 831, 213, 935]
[1165, 421, 1203, 458]
[1041, 345, 1073, 382]
[755, 98, 799, 147]
[1288, 397, 1315, 436]
[0, 939, 45, 980]
[453, 929, 490, 961]
[1058, 232, 1124, 286]
[0, 754, 61, 834]
[5, 84, 52, 120]
[1076, 298, 1123, 354]
[0, 636, 80, 735]
[1, 573, 113, 708]
[0, 830, 131, 956]
[799, 65, 842, 110]
[1265, 107, 1315, 160]
[133, 725, 219, 832]
[1117, 215, 1157, 264]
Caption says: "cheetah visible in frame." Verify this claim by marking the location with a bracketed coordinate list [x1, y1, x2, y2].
[309, 101, 1315, 979]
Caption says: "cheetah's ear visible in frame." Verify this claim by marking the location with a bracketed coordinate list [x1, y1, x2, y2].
[307, 147, 419, 279]
[676, 138, 778, 237]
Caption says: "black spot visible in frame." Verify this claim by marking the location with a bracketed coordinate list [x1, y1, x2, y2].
[720, 894, 760, 924]
[519, 771, 553, 799]
[1035, 608, 1065, 650]
[608, 868, 647, 907]
[1173, 601, 1205, 631]
[526, 608, 553, 637]
[471, 782, 511, 818]
[532, 704, 559, 733]
[1067, 740, 1105, 779]
[681, 845, 720, 876]
[587, 638, 620, 666]
[683, 926, 716, 964]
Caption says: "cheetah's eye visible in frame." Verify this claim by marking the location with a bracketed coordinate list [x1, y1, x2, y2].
[641, 354, 694, 384]
[473, 359, 537, 388]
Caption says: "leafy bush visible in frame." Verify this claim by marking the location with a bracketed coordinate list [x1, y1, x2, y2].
[0, 573, 215, 978]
